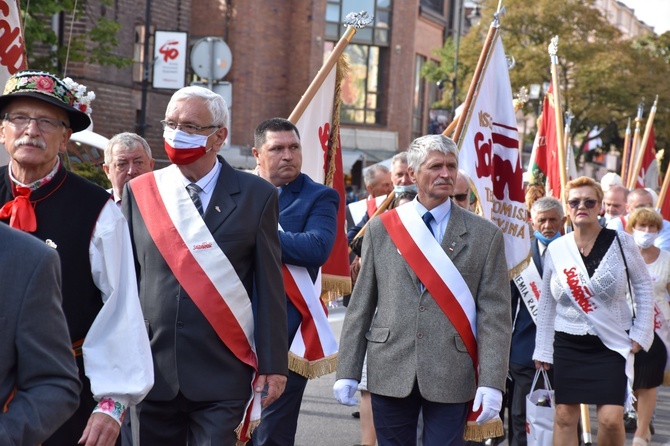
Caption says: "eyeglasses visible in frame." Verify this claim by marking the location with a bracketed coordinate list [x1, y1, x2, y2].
[567, 199, 598, 209]
[161, 120, 219, 135]
[451, 193, 469, 202]
[3, 113, 68, 133]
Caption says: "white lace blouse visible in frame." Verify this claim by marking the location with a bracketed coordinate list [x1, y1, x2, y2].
[533, 230, 655, 364]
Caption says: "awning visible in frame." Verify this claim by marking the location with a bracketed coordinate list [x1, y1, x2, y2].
[341, 149, 365, 175]
[70, 130, 109, 150]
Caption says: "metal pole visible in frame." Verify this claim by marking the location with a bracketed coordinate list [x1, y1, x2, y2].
[137, 0, 152, 137]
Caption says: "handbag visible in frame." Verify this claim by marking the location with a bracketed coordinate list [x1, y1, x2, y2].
[526, 369, 554, 446]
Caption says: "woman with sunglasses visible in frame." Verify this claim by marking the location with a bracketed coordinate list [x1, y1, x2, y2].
[533, 176, 654, 445]
[626, 208, 670, 446]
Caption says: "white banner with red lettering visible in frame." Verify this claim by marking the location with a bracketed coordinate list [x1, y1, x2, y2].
[456, 33, 530, 275]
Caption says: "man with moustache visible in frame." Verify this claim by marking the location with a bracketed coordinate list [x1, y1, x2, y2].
[0, 71, 153, 446]
[250, 117, 339, 445]
[103, 132, 155, 204]
[334, 134, 512, 444]
[122, 86, 288, 445]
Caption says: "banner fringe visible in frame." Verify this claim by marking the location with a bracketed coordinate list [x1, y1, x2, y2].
[464, 419, 504, 442]
[234, 418, 261, 446]
[321, 274, 352, 299]
[289, 352, 338, 379]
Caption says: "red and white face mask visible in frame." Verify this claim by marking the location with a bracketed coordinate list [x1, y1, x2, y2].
[163, 128, 215, 165]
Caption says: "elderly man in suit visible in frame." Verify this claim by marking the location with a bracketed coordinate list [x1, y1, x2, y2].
[508, 197, 564, 446]
[122, 87, 288, 445]
[0, 224, 81, 445]
[250, 117, 339, 445]
[334, 134, 512, 445]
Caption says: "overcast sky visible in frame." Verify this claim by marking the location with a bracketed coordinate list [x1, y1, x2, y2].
[619, 0, 670, 34]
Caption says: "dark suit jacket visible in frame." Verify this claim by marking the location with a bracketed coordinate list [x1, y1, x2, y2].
[510, 238, 544, 368]
[0, 224, 80, 445]
[337, 203, 512, 403]
[123, 156, 288, 402]
[278, 173, 339, 343]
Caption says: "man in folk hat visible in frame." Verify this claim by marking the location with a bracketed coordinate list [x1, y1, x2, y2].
[0, 70, 153, 446]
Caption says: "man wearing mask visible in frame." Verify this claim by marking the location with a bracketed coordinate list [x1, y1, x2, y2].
[508, 197, 565, 445]
[103, 132, 155, 204]
[122, 86, 288, 445]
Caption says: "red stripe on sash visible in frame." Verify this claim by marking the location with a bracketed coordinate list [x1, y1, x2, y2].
[380, 210, 479, 370]
[282, 265, 325, 360]
[366, 197, 377, 218]
[130, 174, 257, 369]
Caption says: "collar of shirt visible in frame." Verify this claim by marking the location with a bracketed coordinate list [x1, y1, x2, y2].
[179, 159, 221, 213]
[412, 197, 452, 244]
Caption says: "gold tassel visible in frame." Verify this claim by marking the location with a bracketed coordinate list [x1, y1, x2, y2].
[321, 274, 352, 300]
[234, 418, 261, 446]
[507, 251, 532, 280]
[463, 419, 504, 442]
[289, 352, 338, 379]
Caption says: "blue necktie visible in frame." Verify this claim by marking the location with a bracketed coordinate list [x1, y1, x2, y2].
[186, 183, 204, 216]
[422, 211, 435, 237]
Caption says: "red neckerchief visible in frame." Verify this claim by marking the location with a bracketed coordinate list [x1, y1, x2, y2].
[0, 185, 36, 232]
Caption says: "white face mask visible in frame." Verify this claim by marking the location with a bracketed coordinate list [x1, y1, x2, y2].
[633, 229, 658, 249]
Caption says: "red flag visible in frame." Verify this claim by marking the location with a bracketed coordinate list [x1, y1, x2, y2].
[660, 188, 670, 220]
[633, 126, 658, 189]
[530, 84, 561, 199]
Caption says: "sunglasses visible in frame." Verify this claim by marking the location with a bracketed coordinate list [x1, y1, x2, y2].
[451, 193, 468, 202]
[567, 199, 598, 209]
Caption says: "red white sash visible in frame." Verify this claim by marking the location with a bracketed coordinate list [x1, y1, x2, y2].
[366, 195, 378, 218]
[130, 165, 260, 443]
[549, 234, 636, 409]
[380, 205, 480, 420]
[279, 227, 338, 378]
[512, 261, 542, 325]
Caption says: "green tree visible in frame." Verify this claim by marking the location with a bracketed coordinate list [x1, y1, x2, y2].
[21, 0, 131, 73]
[423, 0, 670, 166]
[69, 161, 111, 189]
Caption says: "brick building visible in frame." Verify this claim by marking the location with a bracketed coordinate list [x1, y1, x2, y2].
[61, 0, 456, 182]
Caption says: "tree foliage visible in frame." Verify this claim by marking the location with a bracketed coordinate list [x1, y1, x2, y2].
[423, 0, 670, 167]
[21, 0, 131, 74]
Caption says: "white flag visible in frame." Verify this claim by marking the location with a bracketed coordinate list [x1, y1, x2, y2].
[457, 33, 530, 275]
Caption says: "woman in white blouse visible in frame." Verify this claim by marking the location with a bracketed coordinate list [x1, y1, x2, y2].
[533, 177, 654, 445]
[626, 207, 670, 446]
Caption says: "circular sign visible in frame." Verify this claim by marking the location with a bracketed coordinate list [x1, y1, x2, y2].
[190, 37, 233, 80]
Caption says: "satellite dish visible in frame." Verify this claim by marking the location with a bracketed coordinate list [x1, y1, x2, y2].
[190, 37, 233, 80]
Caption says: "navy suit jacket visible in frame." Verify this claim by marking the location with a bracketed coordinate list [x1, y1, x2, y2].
[510, 238, 544, 368]
[278, 173, 339, 343]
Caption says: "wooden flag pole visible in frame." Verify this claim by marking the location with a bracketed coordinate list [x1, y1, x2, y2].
[627, 104, 644, 188]
[452, 19, 500, 144]
[658, 162, 670, 211]
[548, 36, 567, 201]
[620, 118, 631, 182]
[288, 12, 373, 124]
[628, 95, 658, 189]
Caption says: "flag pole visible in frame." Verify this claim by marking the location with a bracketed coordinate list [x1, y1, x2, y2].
[620, 118, 631, 182]
[548, 36, 567, 201]
[626, 104, 644, 187]
[658, 161, 670, 211]
[288, 11, 372, 124]
[628, 95, 658, 189]
[452, 16, 500, 144]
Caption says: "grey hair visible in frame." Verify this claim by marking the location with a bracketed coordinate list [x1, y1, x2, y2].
[364, 164, 390, 187]
[392, 152, 407, 165]
[457, 169, 471, 183]
[167, 86, 229, 128]
[530, 196, 564, 219]
[406, 135, 459, 172]
[104, 132, 152, 165]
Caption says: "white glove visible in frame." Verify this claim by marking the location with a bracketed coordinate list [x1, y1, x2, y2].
[333, 379, 359, 406]
[472, 386, 502, 425]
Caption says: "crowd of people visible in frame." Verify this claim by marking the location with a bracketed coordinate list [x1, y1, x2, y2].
[0, 68, 669, 446]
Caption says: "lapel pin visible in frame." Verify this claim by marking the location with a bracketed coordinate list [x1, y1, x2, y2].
[215, 206, 221, 213]
[448, 247, 454, 252]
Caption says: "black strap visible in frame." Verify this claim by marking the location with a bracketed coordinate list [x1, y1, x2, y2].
[615, 232, 635, 319]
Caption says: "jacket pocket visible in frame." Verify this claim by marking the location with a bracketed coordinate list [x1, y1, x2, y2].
[365, 327, 390, 343]
[453, 335, 468, 352]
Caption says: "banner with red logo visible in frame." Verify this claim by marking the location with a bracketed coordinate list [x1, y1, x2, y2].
[632, 126, 658, 190]
[456, 31, 530, 277]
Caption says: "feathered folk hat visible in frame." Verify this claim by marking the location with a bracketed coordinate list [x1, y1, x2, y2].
[0, 70, 95, 132]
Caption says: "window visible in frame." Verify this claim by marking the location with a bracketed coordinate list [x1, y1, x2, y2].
[326, 0, 392, 46]
[420, 0, 444, 15]
[326, 0, 392, 125]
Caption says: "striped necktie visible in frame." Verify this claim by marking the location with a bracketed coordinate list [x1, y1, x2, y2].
[186, 183, 204, 216]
